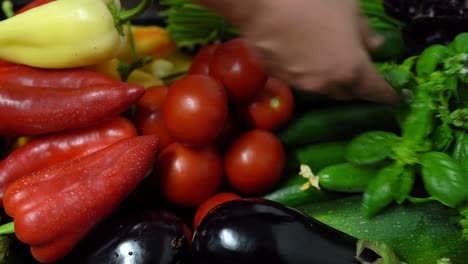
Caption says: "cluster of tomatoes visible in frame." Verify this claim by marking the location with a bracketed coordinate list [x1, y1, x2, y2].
[133, 38, 294, 228]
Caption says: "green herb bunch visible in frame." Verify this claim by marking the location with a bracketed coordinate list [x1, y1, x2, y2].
[345, 32, 468, 238]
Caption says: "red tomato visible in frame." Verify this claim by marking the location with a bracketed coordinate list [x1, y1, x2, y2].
[135, 86, 175, 150]
[237, 78, 294, 131]
[153, 142, 224, 207]
[209, 38, 267, 103]
[162, 74, 229, 147]
[188, 44, 220, 75]
[213, 111, 246, 152]
[224, 129, 285, 194]
[193, 192, 242, 228]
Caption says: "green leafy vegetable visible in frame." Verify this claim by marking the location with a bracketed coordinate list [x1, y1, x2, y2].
[160, 0, 238, 47]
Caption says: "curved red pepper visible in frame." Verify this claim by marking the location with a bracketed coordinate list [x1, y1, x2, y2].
[2, 135, 159, 263]
[0, 81, 144, 136]
[0, 64, 120, 88]
[14, 0, 55, 15]
[0, 116, 138, 207]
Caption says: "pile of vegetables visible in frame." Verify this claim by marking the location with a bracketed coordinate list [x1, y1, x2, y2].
[0, 0, 466, 263]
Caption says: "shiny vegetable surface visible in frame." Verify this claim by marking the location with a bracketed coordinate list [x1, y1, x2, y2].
[237, 77, 294, 131]
[299, 195, 468, 264]
[1, 135, 159, 263]
[193, 192, 241, 229]
[317, 162, 379, 193]
[209, 38, 267, 103]
[135, 85, 175, 150]
[0, 80, 144, 136]
[0, 0, 152, 68]
[188, 43, 220, 75]
[278, 103, 398, 148]
[0, 63, 121, 88]
[0, 116, 137, 207]
[162, 74, 228, 147]
[192, 198, 363, 264]
[62, 209, 191, 264]
[153, 142, 223, 208]
[224, 129, 285, 194]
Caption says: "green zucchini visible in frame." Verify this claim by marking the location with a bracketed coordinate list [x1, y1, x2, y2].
[298, 195, 468, 264]
[278, 103, 398, 148]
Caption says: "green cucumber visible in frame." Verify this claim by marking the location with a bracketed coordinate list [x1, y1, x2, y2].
[262, 173, 338, 207]
[278, 103, 398, 148]
[298, 195, 468, 264]
[285, 140, 348, 173]
[371, 27, 408, 61]
[317, 162, 379, 193]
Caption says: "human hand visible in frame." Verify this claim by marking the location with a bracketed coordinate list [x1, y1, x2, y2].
[194, 0, 399, 104]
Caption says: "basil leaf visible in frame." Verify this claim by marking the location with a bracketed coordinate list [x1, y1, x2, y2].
[432, 124, 454, 152]
[421, 151, 468, 208]
[363, 163, 403, 217]
[345, 131, 400, 165]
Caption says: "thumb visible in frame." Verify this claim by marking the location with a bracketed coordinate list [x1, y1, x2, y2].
[352, 56, 399, 104]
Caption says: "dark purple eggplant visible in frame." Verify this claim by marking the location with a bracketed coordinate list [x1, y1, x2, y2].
[60, 209, 191, 264]
[192, 198, 374, 264]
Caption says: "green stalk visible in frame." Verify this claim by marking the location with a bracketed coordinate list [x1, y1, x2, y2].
[1, 0, 13, 18]
[0, 222, 14, 235]
[107, 0, 153, 35]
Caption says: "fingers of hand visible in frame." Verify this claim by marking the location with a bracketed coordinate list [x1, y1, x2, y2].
[358, 17, 384, 52]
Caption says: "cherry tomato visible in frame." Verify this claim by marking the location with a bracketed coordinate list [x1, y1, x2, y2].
[153, 142, 224, 208]
[213, 111, 246, 153]
[193, 192, 242, 228]
[188, 44, 220, 75]
[237, 78, 294, 131]
[224, 129, 285, 194]
[162, 74, 229, 147]
[135, 86, 175, 150]
[209, 38, 268, 103]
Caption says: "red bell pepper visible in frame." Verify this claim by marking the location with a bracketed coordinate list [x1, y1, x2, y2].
[0, 135, 159, 263]
[0, 116, 138, 207]
[0, 78, 144, 136]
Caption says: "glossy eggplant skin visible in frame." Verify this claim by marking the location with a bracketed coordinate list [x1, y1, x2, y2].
[61, 209, 191, 264]
[192, 198, 360, 264]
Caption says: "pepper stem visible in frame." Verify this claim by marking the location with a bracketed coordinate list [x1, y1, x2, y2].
[1, 0, 14, 18]
[107, 0, 153, 36]
[119, 0, 153, 24]
[0, 222, 14, 235]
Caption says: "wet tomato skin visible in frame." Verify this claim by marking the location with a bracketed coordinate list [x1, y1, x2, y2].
[209, 38, 268, 103]
[188, 44, 221, 75]
[224, 129, 285, 194]
[193, 192, 242, 229]
[237, 78, 294, 131]
[162, 74, 229, 147]
[135, 86, 175, 150]
[154, 142, 224, 208]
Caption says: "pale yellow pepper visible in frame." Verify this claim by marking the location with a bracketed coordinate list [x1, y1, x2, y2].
[0, 0, 152, 69]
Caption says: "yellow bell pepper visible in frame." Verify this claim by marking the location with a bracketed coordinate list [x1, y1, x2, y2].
[0, 0, 152, 69]
[85, 58, 122, 81]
